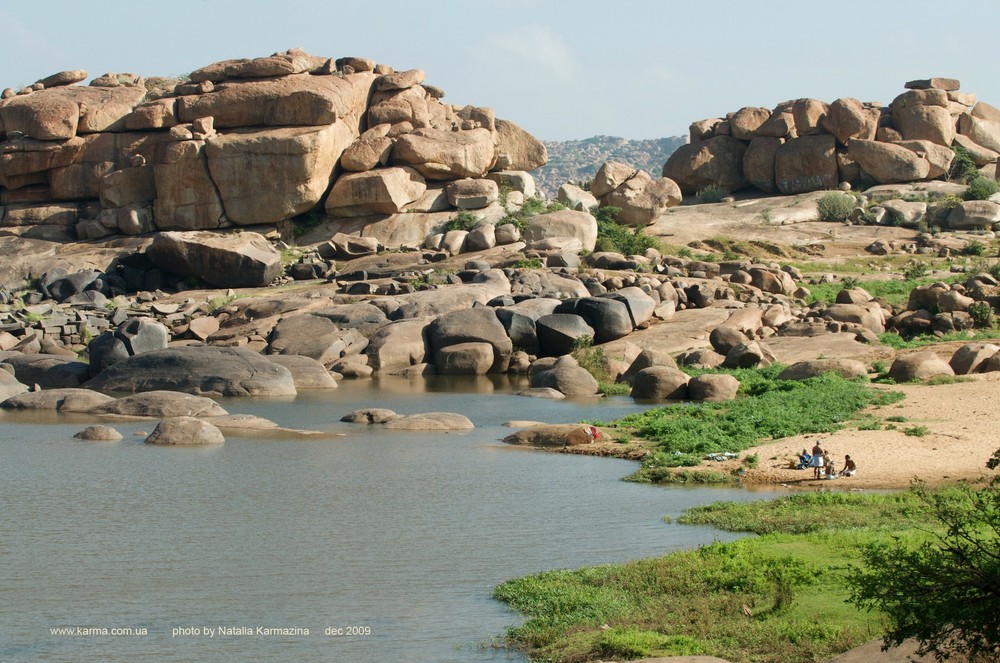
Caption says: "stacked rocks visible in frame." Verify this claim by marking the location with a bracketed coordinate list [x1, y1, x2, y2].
[664, 78, 999, 196]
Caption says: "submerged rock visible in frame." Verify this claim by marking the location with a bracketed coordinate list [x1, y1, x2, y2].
[73, 425, 123, 441]
[144, 416, 225, 446]
[382, 412, 474, 431]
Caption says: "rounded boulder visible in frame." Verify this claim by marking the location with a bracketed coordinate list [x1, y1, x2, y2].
[888, 351, 955, 382]
[630, 367, 690, 400]
[144, 417, 225, 446]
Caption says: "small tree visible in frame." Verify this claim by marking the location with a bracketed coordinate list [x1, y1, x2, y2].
[848, 476, 1000, 661]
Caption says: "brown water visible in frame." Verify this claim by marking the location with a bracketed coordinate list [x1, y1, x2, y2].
[0, 376, 785, 662]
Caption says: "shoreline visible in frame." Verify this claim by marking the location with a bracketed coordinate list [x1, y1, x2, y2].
[546, 372, 1000, 491]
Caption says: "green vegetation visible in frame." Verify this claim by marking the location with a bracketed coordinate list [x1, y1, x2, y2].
[495, 490, 937, 662]
[849, 480, 1000, 661]
[969, 300, 995, 328]
[292, 208, 325, 237]
[878, 329, 1000, 350]
[508, 258, 544, 270]
[678, 490, 929, 535]
[496, 481, 1000, 662]
[949, 145, 979, 183]
[571, 337, 630, 396]
[442, 210, 479, 233]
[805, 273, 946, 308]
[497, 184, 512, 207]
[817, 192, 855, 221]
[591, 205, 661, 256]
[963, 239, 989, 257]
[279, 247, 303, 267]
[695, 184, 729, 204]
[590, 366, 903, 480]
[500, 197, 567, 232]
[963, 176, 1000, 201]
[902, 261, 930, 280]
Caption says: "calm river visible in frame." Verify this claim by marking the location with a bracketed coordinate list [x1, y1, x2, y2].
[0, 376, 785, 662]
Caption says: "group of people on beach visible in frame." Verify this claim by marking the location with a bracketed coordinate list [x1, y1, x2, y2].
[797, 441, 856, 479]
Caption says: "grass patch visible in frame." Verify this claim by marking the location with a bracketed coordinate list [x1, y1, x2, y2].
[645, 470, 736, 485]
[805, 274, 945, 308]
[593, 366, 902, 481]
[494, 488, 962, 662]
[878, 329, 1000, 350]
[678, 490, 932, 534]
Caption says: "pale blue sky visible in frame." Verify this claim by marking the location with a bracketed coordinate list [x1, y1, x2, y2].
[2, 1, 997, 141]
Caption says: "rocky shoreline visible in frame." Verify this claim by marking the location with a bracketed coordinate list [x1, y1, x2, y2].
[1, 57, 1000, 474]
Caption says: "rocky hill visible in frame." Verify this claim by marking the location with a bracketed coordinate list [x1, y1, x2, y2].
[533, 135, 686, 196]
[0, 48, 547, 287]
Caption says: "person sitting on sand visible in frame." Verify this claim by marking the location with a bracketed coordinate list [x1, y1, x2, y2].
[824, 456, 838, 479]
[797, 448, 812, 470]
[840, 455, 857, 477]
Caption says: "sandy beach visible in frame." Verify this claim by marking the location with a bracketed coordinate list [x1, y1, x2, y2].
[712, 372, 1000, 490]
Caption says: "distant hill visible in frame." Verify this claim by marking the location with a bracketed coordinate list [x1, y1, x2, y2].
[533, 135, 688, 198]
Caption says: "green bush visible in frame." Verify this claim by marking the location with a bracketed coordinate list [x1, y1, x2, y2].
[962, 239, 988, 256]
[903, 262, 930, 280]
[695, 184, 728, 204]
[968, 301, 995, 328]
[817, 193, 855, 221]
[948, 145, 980, 183]
[591, 205, 661, 256]
[508, 258, 543, 270]
[963, 176, 999, 201]
[442, 211, 479, 232]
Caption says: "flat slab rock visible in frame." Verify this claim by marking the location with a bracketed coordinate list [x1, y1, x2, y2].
[205, 414, 327, 437]
[381, 412, 474, 431]
[503, 424, 603, 447]
[91, 390, 228, 418]
[84, 346, 296, 397]
[1, 388, 115, 412]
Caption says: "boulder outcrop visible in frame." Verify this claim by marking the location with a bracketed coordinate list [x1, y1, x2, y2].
[665, 77, 997, 194]
[85, 346, 297, 397]
[0, 49, 546, 277]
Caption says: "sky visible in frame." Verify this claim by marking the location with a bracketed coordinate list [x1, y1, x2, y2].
[2, 1, 998, 142]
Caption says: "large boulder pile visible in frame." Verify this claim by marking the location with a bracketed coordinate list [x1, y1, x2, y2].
[0, 49, 547, 280]
[664, 78, 999, 195]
